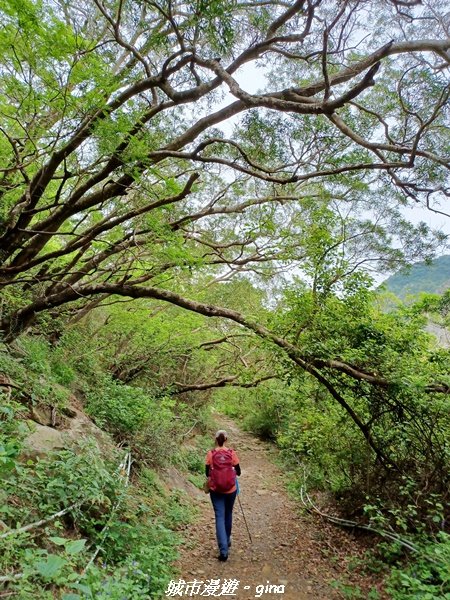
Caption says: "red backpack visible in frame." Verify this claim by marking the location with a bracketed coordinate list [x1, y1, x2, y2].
[208, 449, 236, 493]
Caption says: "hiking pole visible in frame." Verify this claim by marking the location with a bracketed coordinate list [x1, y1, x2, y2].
[236, 479, 253, 544]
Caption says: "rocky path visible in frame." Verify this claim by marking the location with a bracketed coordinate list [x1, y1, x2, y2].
[174, 417, 379, 599]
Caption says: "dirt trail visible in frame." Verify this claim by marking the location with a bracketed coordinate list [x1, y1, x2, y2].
[175, 417, 360, 600]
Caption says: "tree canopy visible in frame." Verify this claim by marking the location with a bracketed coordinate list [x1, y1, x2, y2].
[1, 0, 448, 331]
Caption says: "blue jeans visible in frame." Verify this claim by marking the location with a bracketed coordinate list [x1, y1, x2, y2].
[210, 490, 237, 556]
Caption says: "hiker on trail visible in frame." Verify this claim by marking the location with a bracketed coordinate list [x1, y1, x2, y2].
[205, 429, 241, 562]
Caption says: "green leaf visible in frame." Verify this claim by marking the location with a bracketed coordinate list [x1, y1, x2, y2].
[49, 536, 67, 546]
[35, 554, 67, 579]
[65, 539, 87, 555]
[71, 583, 92, 595]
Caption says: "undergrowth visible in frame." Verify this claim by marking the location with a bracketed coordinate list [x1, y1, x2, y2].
[0, 398, 195, 599]
[0, 333, 206, 599]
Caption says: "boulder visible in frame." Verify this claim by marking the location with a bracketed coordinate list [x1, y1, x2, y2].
[22, 406, 114, 459]
[22, 423, 66, 457]
[63, 407, 113, 453]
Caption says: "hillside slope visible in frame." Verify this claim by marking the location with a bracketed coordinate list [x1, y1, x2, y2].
[381, 255, 450, 299]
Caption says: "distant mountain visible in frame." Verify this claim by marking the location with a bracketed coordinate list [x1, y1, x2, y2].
[381, 255, 450, 300]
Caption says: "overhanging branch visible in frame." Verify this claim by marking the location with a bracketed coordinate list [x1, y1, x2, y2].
[172, 373, 279, 394]
[3, 283, 448, 397]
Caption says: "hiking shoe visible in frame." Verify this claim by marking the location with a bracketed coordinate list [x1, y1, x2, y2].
[218, 554, 228, 562]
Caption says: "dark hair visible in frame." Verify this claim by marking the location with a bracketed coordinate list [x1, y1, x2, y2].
[216, 433, 226, 447]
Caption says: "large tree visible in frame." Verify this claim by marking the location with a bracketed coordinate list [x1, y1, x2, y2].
[1, 0, 448, 323]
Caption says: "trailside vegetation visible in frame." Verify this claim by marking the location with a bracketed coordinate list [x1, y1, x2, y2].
[0, 323, 213, 598]
[1, 0, 449, 597]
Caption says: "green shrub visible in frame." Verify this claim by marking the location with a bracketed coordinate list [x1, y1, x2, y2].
[0, 440, 189, 600]
[214, 384, 288, 440]
[386, 533, 450, 599]
[0, 397, 30, 477]
[85, 377, 181, 466]
[85, 376, 153, 436]
[0, 442, 120, 546]
[0, 338, 72, 407]
[181, 447, 204, 474]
